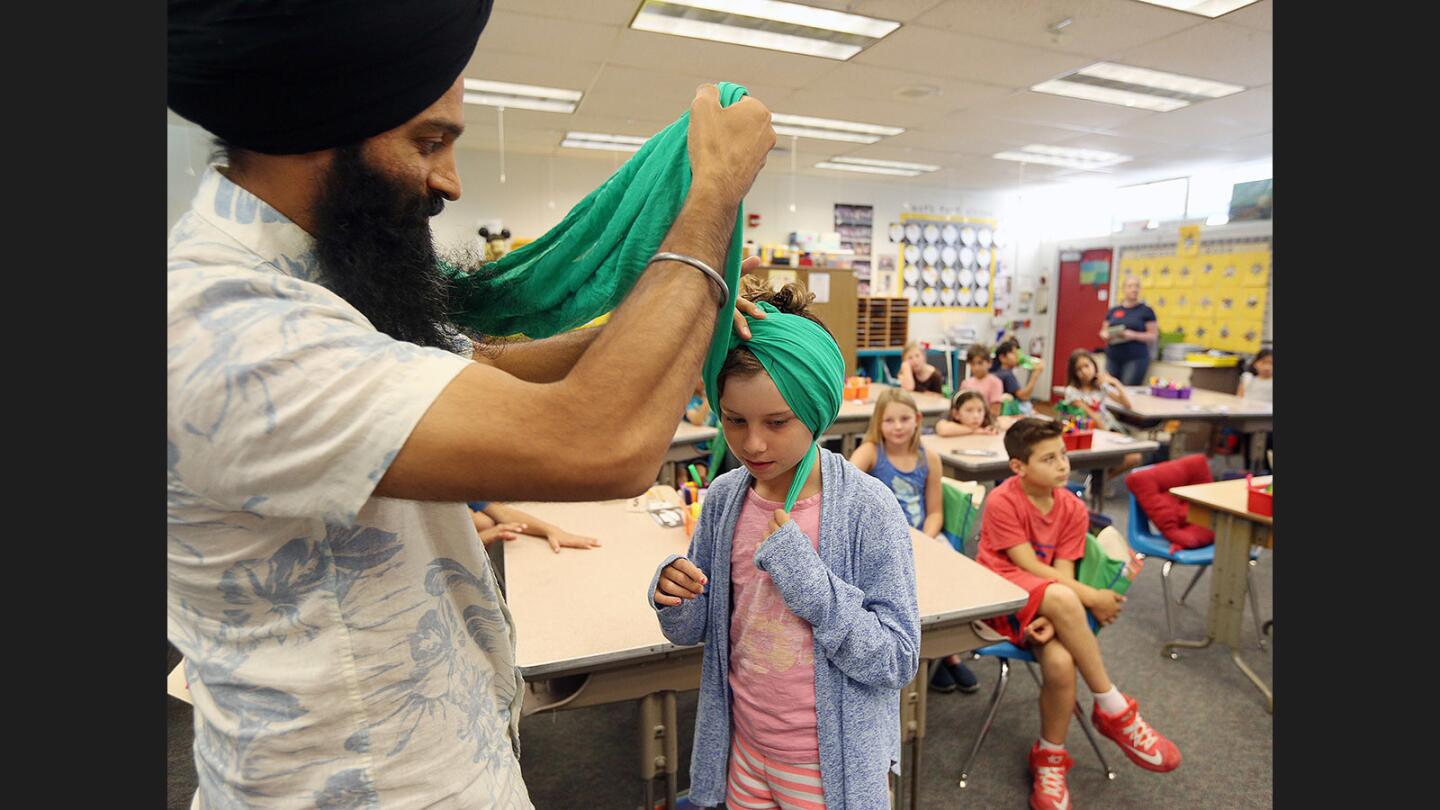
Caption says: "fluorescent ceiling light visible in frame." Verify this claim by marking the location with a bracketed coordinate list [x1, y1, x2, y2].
[771, 112, 903, 144]
[828, 156, 939, 173]
[992, 144, 1133, 171]
[1032, 61, 1244, 112]
[814, 161, 921, 177]
[1128, 0, 1263, 18]
[463, 79, 583, 114]
[630, 0, 900, 61]
[560, 132, 648, 153]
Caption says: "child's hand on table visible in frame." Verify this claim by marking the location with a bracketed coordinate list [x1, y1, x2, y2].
[478, 523, 527, 547]
[1087, 589, 1126, 625]
[654, 558, 708, 607]
[1025, 616, 1055, 645]
[546, 528, 601, 554]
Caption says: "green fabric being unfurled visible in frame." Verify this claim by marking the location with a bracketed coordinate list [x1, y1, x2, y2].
[705, 300, 846, 511]
[442, 83, 748, 365]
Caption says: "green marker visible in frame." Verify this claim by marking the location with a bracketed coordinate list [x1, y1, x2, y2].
[688, 463, 704, 486]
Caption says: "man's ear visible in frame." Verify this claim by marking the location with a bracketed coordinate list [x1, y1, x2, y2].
[1009, 458, 1025, 477]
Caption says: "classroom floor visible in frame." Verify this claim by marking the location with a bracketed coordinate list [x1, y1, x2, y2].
[167, 488, 1274, 809]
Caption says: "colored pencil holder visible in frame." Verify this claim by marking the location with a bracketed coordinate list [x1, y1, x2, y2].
[1062, 430, 1094, 450]
[1245, 474, 1273, 516]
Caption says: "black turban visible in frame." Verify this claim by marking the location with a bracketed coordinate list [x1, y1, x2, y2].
[168, 0, 494, 155]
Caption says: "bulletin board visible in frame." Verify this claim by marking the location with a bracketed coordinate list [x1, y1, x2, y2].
[1118, 235, 1272, 354]
[885, 212, 1002, 312]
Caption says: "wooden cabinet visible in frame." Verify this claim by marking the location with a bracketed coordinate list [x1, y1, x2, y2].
[856, 297, 909, 350]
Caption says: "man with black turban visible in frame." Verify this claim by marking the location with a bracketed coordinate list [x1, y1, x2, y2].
[166, 2, 775, 806]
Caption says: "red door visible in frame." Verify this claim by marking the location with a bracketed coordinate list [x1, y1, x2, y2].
[1051, 248, 1115, 398]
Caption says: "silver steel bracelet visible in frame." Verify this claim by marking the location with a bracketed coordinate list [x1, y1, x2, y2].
[648, 252, 729, 306]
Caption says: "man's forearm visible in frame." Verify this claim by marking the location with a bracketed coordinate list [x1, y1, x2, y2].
[560, 185, 737, 467]
[474, 326, 602, 384]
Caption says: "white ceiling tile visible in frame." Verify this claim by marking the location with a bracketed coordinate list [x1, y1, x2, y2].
[1107, 99, 1267, 145]
[914, 0, 1206, 58]
[795, 63, 1014, 111]
[797, 0, 948, 23]
[1215, 0, 1271, 31]
[774, 92, 956, 128]
[820, 143, 957, 167]
[985, 91, 1158, 131]
[476, 10, 623, 65]
[461, 51, 602, 94]
[1048, 131, 1184, 158]
[1177, 86, 1272, 131]
[853, 25, 1096, 87]
[1115, 20, 1271, 87]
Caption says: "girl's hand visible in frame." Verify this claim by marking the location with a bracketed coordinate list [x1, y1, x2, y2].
[546, 529, 601, 554]
[654, 557, 708, 606]
[1088, 590, 1126, 625]
[732, 257, 766, 339]
[980, 425, 999, 435]
[478, 523, 526, 547]
[766, 509, 792, 537]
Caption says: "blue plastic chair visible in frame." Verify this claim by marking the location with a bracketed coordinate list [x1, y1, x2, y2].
[1125, 466, 1266, 659]
[960, 611, 1116, 789]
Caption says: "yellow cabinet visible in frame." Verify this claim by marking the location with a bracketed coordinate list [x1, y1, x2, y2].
[1152, 258, 1176, 288]
[1174, 261, 1197, 287]
[1171, 290, 1194, 316]
[1241, 252, 1271, 287]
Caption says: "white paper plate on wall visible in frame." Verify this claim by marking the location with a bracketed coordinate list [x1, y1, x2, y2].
[942, 224, 959, 244]
[920, 287, 939, 305]
[975, 268, 990, 286]
[923, 223, 940, 243]
[959, 226, 976, 246]
[905, 223, 922, 243]
[904, 285, 919, 305]
[959, 246, 976, 267]
[939, 287, 956, 305]
[940, 267, 957, 286]
[973, 287, 989, 306]
[958, 267, 975, 286]
[991, 229, 1006, 248]
[977, 248, 992, 268]
[978, 227, 992, 247]
[922, 245, 940, 265]
[957, 287, 974, 306]
[903, 266, 920, 285]
[904, 245, 921, 264]
[940, 245, 958, 266]
[888, 223, 905, 242]
[921, 267, 940, 285]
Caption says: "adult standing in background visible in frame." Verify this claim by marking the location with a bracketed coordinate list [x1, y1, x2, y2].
[1098, 274, 1158, 385]
[167, 1, 775, 806]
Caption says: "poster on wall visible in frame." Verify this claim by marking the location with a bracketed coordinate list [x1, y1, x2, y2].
[896, 212, 998, 312]
[834, 203, 873, 280]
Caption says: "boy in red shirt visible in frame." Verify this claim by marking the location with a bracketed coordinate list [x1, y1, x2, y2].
[978, 418, 1181, 810]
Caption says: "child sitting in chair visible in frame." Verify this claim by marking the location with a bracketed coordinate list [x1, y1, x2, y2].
[978, 418, 1181, 810]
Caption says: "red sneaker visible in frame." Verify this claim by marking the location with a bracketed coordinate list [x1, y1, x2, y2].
[1028, 742, 1074, 810]
[1090, 696, 1181, 772]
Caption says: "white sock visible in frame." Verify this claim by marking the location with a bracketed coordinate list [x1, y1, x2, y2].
[1038, 737, 1066, 751]
[1094, 685, 1126, 716]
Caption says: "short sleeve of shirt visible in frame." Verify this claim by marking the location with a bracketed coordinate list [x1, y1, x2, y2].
[997, 369, 1020, 396]
[1054, 491, 1089, 562]
[979, 488, 1031, 553]
[168, 266, 472, 524]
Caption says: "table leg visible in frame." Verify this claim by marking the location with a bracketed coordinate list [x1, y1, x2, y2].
[842, 432, 859, 457]
[1209, 513, 1272, 712]
[638, 691, 679, 810]
[1090, 468, 1106, 512]
[897, 658, 928, 810]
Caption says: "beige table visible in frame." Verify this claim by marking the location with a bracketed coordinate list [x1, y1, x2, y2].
[1051, 384, 1272, 466]
[502, 500, 1025, 810]
[924, 430, 1160, 511]
[831, 385, 950, 455]
[1165, 476, 1273, 712]
[659, 422, 719, 487]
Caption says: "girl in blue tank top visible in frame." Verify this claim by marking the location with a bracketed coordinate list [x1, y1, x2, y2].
[850, 387, 981, 694]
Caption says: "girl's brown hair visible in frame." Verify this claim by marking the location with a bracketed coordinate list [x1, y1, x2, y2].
[715, 276, 833, 400]
[862, 387, 922, 453]
[1066, 347, 1102, 390]
[949, 389, 995, 429]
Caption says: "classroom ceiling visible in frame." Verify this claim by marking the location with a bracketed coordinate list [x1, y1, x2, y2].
[458, 0, 1272, 193]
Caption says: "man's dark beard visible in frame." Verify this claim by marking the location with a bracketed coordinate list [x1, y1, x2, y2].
[311, 144, 458, 349]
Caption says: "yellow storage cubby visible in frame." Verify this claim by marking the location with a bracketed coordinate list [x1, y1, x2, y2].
[1241, 252, 1271, 287]
[1136, 260, 1154, 287]
[1120, 258, 1140, 283]
[1150, 290, 1172, 317]
[1174, 261, 1197, 287]
[1191, 319, 1217, 347]
[1152, 257, 1176, 288]
[1194, 256, 1220, 288]
[1216, 255, 1244, 291]
[1240, 286, 1268, 320]
[1192, 290, 1218, 320]
[1232, 320, 1264, 354]
[1172, 317, 1198, 343]
[1215, 289, 1243, 319]
[1213, 320, 1239, 352]
[1171, 289, 1194, 316]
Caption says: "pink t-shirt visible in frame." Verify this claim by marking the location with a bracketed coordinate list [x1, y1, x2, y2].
[728, 486, 823, 764]
[961, 372, 1005, 405]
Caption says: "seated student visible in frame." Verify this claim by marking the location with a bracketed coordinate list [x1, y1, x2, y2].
[1237, 348, 1273, 402]
[649, 278, 920, 810]
[978, 418, 1181, 810]
[851, 388, 980, 695]
[468, 501, 600, 554]
[1062, 349, 1142, 478]
[935, 389, 999, 437]
[959, 343, 1005, 419]
[898, 340, 946, 394]
[993, 340, 1046, 414]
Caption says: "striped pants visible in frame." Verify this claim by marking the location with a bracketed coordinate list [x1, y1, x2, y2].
[725, 730, 826, 810]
